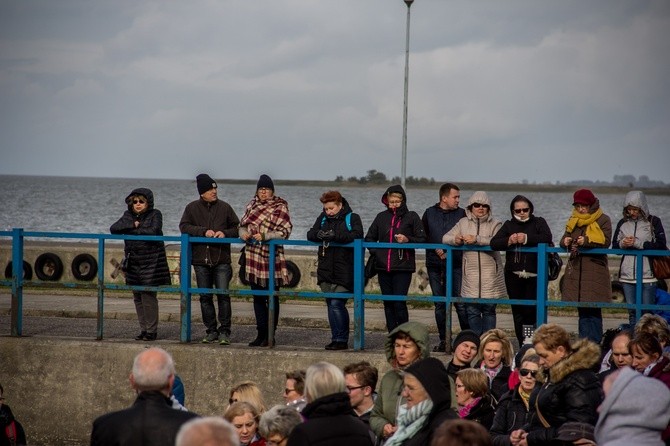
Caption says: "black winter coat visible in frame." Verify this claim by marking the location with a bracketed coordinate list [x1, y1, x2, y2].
[365, 185, 426, 273]
[90, 391, 199, 446]
[421, 204, 466, 268]
[524, 340, 603, 445]
[489, 365, 512, 404]
[306, 198, 364, 290]
[462, 393, 496, 430]
[490, 213, 553, 274]
[286, 392, 373, 446]
[490, 386, 535, 446]
[178, 198, 240, 266]
[110, 188, 171, 287]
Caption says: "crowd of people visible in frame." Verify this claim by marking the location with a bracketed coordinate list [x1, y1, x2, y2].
[111, 175, 667, 351]
[83, 312, 670, 446]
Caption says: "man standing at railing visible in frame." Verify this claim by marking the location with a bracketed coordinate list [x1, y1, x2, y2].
[421, 183, 467, 352]
[179, 173, 240, 345]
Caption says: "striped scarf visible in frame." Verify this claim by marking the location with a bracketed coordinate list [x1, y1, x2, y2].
[240, 195, 292, 287]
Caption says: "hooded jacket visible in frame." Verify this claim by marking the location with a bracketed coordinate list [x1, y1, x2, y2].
[490, 196, 553, 274]
[365, 185, 426, 273]
[370, 321, 430, 438]
[442, 191, 506, 298]
[110, 188, 171, 286]
[400, 357, 458, 446]
[612, 191, 667, 283]
[595, 367, 670, 446]
[306, 197, 364, 290]
[525, 339, 603, 445]
[179, 195, 240, 266]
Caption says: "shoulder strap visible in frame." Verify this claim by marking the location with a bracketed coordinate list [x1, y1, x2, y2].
[322, 213, 352, 231]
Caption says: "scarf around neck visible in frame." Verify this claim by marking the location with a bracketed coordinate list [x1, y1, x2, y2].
[458, 396, 482, 418]
[565, 207, 606, 245]
[385, 398, 434, 446]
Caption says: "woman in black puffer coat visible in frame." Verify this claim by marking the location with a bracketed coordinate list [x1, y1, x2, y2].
[365, 185, 426, 332]
[110, 187, 171, 341]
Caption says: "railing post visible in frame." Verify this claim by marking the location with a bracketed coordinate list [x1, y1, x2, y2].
[179, 233, 192, 343]
[11, 228, 24, 337]
[96, 237, 105, 340]
[635, 252, 644, 322]
[536, 243, 549, 325]
[445, 246, 454, 352]
[268, 242, 277, 347]
[353, 239, 365, 351]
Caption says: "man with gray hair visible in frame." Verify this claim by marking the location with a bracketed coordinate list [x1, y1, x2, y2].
[176, 417, 239, 446]
[90, 347, 199, 446]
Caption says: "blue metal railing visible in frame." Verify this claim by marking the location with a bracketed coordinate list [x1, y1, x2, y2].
[1, 228, 668, 349]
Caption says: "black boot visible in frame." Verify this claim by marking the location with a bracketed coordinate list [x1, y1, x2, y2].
[144, 332, 157, 341]
[249, 334, 267, 347]
[135, 331, 147, 341]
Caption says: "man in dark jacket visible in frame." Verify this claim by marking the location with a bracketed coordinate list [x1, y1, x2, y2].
[90, 348, 199, 446]
[179, 174, 240, 345]
[421, 183, 468, 352]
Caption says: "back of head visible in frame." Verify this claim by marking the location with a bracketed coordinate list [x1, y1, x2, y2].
[635, 314, 670, 347]
[258, 405, 303, 439]
[131, 347, 175, 392]
[176, 416, 240, 446]
[431, 418, 493, 446]
[229, 381, 267, 413]
[304, 361, 346, 402]
[532, 323, 571, 352]
[285, 370, 306, 396]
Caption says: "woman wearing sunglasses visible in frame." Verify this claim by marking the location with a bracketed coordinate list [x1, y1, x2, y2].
[110, 188, 171, 341]
[443, 191, 505, 335]
[491, 195, 553, 347]
[489, 353, 541, 446]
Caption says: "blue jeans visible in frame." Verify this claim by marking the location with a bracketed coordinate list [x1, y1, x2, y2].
[622, 282, 657, 326]
[250, 282, 280, 338]
[320, 283, 350, 343]
[578, 307, 603, 344]
[194, 264, 232, 335]
[465, 303, 497, 336]
[428, 266, 468, 340]
[378, 271, 412, 332]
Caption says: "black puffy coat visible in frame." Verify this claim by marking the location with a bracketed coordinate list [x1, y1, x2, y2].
[110, 188, 171, 287]
[525, 339, 603, 445]
[286, 392, 373, 446]
[365, 185, 426, 273]
[306, 198, 364, 290]
[490, 385, 535, 446]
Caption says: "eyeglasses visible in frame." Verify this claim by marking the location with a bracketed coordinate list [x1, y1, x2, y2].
[346, 385, 366, 393]
[283, 388, 296, 395]
[519, 368, 538, 378]
[228, 398, 238, 405]
[471, 203, 489, 209]
[132, 199, 146, 205]
[267, 437, 286, 446]
[514, 208, 530, 214]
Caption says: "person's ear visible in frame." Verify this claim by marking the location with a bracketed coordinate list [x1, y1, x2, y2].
[556, 345, 567, 358]
[129, 373, 137, 391]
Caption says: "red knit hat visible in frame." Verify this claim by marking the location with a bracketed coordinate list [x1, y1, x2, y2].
[573, 189, 596, 206]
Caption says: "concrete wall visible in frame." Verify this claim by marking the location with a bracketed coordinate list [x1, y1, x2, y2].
[0, 336, 389, 445]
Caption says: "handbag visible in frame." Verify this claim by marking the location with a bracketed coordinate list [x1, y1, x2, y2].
[547, 252, 563, 281]
[120, 252, 130, 272]
[364, 254, 378, 279]
[652, 255, 670, 280]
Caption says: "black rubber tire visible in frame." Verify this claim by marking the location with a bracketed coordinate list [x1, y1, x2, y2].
[4, 261, 33, 280]
[284, 260, 301, 288]
[34, 252, 64, 281]
[71, 253, 98, 281]
[611, 280, 625, 303]
[238, 264, 250, 286]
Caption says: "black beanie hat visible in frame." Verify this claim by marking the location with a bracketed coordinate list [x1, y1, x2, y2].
[257, 174, 274, 192]
[452, 329, 481, 351]
[196, 174, 217, 195]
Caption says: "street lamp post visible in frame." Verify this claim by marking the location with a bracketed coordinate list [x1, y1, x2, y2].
[401, 0, 414, 189]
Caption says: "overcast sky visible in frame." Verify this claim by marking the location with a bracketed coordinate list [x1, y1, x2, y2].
[1, 0, 669, 184]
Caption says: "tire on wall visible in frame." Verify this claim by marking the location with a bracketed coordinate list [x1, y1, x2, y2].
[34, 252, 64, 281]
[4, 261, 33, 280]
[284, 260, 301, 288]
[71, 253, 98, 281]
[611, 280, 625, 303]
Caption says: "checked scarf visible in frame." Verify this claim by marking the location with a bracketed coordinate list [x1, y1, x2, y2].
[565, 207, 606, 245]
[240, 195, 293, 287]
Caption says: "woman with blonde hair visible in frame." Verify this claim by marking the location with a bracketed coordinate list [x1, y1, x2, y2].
[472, 328, 514, 402]
[228, 381, 267, 414]
[224, 401, 265, 446]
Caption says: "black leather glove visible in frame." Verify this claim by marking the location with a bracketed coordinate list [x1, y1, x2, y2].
[317, 229, 335, 241]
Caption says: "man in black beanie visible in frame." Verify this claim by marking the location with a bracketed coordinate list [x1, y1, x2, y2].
[445, 329, 480, 380]
[179, 173, 240, 345]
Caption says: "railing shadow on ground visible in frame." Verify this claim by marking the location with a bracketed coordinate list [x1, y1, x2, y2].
[1, 228, 669, 350]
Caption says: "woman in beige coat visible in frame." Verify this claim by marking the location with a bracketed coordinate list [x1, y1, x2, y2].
[443, 191, 506, 336]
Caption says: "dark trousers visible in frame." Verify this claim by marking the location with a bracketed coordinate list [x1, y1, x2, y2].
[250, 282, 280, 339]
[428, 266, 468, 340]
[505, 270, 537, 346]
[194, 264, 232, 335]
[378, 271, 412, 332]
[578, 307, 603, 344]
[133, 291, 158, 334]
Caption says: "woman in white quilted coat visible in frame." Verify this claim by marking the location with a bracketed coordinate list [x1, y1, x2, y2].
[443, 191, 506, 335]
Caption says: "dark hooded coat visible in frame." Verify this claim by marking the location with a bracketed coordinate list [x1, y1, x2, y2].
[306, 197, 364, 290]
[365, 185, 426, 273]
[110, 188, 171, 286]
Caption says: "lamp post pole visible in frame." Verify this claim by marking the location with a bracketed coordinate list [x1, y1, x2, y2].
[401, 0, 414, 189]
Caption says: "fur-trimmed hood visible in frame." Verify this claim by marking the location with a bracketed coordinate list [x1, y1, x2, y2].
[547, 339, 601, 384]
